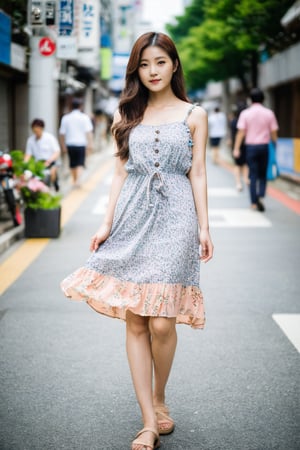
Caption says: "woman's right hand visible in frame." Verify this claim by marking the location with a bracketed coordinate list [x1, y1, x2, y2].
[90, 224, 111, 252]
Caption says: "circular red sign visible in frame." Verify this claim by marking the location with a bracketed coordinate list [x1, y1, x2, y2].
[39, 37, 56, 56]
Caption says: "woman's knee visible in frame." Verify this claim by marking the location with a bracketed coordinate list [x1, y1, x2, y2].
[126, 310, 149, 337]
[149, 318, 176, 341]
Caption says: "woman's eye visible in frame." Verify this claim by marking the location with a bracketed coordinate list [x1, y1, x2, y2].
[139, 63, 147, 68]
[158, 60, 165, 65]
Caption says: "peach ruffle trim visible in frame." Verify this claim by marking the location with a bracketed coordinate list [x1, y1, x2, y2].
[61, 267, 205, 329]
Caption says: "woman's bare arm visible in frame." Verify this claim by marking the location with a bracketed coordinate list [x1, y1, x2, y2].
[188, 106, 214, 262]
[90, 111, 128, 252]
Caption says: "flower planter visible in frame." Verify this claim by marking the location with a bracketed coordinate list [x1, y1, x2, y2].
[24, 207, 61, 238]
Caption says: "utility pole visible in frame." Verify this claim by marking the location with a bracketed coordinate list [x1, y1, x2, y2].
[28, 0, 58, 135]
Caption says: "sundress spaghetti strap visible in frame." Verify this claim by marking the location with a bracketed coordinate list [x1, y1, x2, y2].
[61, 104, 205, 329]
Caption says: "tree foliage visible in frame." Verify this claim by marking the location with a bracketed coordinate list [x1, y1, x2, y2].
[167, 0, 296, 91]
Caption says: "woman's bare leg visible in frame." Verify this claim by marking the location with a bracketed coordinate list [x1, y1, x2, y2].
[150, 317, 177, 406]
[126, 311, 158, 449]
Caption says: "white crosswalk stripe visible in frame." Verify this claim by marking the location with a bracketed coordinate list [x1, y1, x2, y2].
[92, 195, 109, 215]
[93, 182, 271, 227]
[208, 186, 272, 227]
[209, 208, 272, 227]
[272, 314, 300, 353]
[208, 187, 239, 197]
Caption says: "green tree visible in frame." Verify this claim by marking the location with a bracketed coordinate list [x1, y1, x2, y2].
[167, 0, 296, 92]
[167, 0, 206, 40]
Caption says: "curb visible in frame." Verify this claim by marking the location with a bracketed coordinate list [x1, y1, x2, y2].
[0, 225, 24, 256]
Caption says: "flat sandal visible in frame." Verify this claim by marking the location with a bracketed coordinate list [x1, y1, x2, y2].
[154, 404, 175, 435]
[131, 427, 160, 450]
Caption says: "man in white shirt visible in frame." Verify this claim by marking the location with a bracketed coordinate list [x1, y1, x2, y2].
[25, 118, 61, 191]
[59, 98, 94, 187]
[208, 107, 227, 164]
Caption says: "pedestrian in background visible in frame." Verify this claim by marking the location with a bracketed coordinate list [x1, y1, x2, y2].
[208, 106, 227, 164]
[59, 98, 94, 188]
[229, 102, 249, 191]
[233, 88, 279, 211]
[25, 118, 60, 191]
[61, 31, 213, 450]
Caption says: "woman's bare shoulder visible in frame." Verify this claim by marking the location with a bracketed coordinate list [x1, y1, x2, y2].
[186, 104, 207, 130]
[191, 104, 207, 120]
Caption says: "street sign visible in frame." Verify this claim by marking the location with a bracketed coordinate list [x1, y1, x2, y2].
[39, 37, 56, 56]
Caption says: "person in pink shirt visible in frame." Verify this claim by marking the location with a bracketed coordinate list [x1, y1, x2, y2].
[233, 88, 279, 211]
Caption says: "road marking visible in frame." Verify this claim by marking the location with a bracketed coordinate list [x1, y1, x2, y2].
[208, 187, 239, 197]
[267, 186, 300, 215]
[272, 314, 300, 353]
[60, 159, 113, 227]
[0, 239, 50, 296]
[0, 158, 114, 296]
[209, 208, 272, 227]
[92, 195, 109, 215]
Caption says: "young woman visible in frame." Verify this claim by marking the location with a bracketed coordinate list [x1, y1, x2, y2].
[61, 32, 214, 450]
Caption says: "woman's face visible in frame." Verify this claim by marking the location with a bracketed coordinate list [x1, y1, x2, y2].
[138, 45, 177, 93]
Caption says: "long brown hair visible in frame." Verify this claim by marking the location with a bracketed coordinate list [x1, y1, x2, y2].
[112, 32, 189, 160]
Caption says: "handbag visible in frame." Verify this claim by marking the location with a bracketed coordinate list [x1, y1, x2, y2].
[267, 141, 280, 181]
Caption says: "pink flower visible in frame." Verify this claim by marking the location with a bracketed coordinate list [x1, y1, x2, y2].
[27, 178, 49, 193]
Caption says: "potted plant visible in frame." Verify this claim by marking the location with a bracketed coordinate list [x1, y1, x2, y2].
[11, 150, 62, 238]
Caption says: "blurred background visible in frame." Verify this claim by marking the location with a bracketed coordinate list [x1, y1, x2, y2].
[0, 0, 299, 180]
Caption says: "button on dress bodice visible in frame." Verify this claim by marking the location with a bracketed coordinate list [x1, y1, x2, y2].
[126, 122, 192, 176]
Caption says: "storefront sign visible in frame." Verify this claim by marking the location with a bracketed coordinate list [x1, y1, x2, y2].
[0, 11, 11, 65]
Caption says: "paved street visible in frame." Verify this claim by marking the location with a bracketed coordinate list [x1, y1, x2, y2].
[0, 149, 299, 450]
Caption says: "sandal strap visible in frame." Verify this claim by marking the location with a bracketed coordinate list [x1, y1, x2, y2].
[135, 427, 159, 440]
[133, 428, 160, 449]
[154, 404, 169, 414]
[154, 405, 174, 422]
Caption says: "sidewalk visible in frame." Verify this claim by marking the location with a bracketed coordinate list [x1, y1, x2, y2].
[0, 144, 114, 257]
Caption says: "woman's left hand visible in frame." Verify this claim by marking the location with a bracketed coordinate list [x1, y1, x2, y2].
[199, 229, 214, 263]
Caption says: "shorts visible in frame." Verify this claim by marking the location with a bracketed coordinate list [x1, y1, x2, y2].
[67, 146, 85, 168]
[209, 137, 221, 147]
[232, 144, 247, 166]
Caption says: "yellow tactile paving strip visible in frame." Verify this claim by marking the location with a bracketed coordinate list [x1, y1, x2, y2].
[0, 158, 114, 296]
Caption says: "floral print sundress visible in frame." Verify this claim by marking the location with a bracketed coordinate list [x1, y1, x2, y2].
[61, 105, 205, 329]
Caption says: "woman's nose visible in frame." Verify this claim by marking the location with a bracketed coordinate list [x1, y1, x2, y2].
[149, 65, 158, 75]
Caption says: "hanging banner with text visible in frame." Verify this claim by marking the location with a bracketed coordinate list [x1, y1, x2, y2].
[77, 0, 100, 68]
[59, 0, 74, 36]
